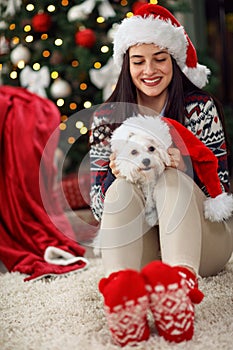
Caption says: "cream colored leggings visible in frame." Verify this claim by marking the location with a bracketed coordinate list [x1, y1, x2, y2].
[99, 168, 233, 277]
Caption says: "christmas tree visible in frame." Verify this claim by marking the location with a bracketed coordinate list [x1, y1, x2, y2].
[0, 0, 191, 172]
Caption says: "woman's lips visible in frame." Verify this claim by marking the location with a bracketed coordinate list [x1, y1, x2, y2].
[142, 77, 161, 86]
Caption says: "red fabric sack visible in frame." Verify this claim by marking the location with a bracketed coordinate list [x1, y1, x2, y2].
[0, 86, 87, 281]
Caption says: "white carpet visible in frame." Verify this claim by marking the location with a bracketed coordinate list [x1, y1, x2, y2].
[0, 256, 233, 350]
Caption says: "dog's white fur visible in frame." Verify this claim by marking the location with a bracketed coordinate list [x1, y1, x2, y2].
[111, 115, 172, 226]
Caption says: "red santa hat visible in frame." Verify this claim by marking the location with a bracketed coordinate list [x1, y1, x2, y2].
[113, 115, 233, 222]
[113, 2, 210, 88]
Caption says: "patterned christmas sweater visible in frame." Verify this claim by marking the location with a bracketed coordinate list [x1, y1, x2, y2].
[89, 94, 230, 221]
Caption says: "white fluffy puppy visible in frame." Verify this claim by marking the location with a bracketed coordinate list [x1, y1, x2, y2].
[111, 114, 172, 226]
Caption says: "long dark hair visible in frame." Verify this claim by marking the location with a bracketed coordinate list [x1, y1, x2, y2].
[106, 50, 227, 140]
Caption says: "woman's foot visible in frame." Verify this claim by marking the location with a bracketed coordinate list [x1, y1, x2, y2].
[99, 269, 150, 347]
[141, 261, 204, 343]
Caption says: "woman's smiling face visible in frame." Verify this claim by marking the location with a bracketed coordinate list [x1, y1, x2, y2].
[129, 43, 173, 104]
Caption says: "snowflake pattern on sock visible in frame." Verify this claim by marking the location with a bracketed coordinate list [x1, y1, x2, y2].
[146, 281, 194, 341]
[104, 295, 149, 346]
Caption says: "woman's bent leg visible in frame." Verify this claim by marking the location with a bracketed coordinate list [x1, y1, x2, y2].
[154, 168, 233, 277]
[99, 178, 160, 276]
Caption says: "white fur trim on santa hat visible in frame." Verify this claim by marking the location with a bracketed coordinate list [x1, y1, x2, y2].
[204, 192, 233, 222]
[113, 14, 210, 88]
[113, 15, 187, 69]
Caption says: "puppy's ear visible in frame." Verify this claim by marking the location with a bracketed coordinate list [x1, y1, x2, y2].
[157, 148, 171, 166]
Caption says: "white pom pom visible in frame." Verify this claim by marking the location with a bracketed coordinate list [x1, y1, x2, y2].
[204, 192, 233, 222]
[183, 64, 211, 88]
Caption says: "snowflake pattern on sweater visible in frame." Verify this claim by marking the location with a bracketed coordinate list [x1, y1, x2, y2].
[89, 95, 230, 221]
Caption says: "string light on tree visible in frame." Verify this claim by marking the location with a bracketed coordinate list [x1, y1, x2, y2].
[47, 5, 56, 13]
[57, 98, 65, 107]
[11, 36, 20, 46]
[80, 126, 88, 135]
[54, 38, 63, 46]
[41, 34, 48, 40]
[26, 4, 35, 12]
[96, 16, 105, 24]
[25, 35, 33, 43]
[80, 82, 87, 91]
[83, 101, 92, 108]
[94, 62, 101, 69]
[10, 71, 17, 79]
[75, 121, 84, 129]
[51, 71, 59, 79]
[43, 50, 50, 58]
[61, 0, 69, 7]
[68, 137, 75, 144]
[59, 122, 67, 131]
[101, 45, 109, 54]
[23, 25, 31, 32]
[69, 102, 77, 111]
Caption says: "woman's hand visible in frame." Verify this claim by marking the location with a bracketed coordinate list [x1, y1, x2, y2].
[167, 147, 187, 172]
[109, 153, 121, 177]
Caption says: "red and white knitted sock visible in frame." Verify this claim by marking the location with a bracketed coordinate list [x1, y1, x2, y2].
[98, 269, 150, 347]
[173, 266, 204, 304]
[141, 261, 204, 343]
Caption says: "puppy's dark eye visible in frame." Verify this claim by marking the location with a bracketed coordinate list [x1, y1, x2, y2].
[131, 149, 138, 155]
[148, 146, 155, 152]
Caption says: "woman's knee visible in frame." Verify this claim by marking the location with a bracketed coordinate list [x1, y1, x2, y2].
[104, 178, 145, 215]
[154, 168, 197, 223]
[156, 168, 195, 193]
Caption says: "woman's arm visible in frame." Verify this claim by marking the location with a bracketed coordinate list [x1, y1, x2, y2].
[89, 111, 116, 221]
[185, 95, 230, 193]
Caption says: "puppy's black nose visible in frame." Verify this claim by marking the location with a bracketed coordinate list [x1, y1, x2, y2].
[142, 158, 150, 167]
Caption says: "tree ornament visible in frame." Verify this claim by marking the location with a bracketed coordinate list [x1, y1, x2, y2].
[67, 0, 115, 22]
[10, 44, 31, 65]
[0, 35, 10, 56]
[89, 58, 120, 100]
[0, 20, 7, 30]
[50, 78, 72, 99]
[20, 65, 50, 97]
[107, 23, 119, 41]
[32, 12, 52, 32]
[75, 28, 96, 49]
[0, 0, 22, 17]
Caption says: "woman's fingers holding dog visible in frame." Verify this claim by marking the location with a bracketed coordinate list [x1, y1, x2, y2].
[167, 147, 187, 172]
[109, 153, 120, 177]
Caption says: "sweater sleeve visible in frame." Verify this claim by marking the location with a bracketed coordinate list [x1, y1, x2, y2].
[89, 107, 116, 221]
[185, 94, 230, 193]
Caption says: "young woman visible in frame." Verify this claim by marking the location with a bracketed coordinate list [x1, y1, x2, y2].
[89, 3, 233, 346]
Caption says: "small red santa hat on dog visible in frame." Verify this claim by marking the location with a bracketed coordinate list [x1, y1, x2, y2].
[113, 2, 210, 88]
[112, 115, 233, 223]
